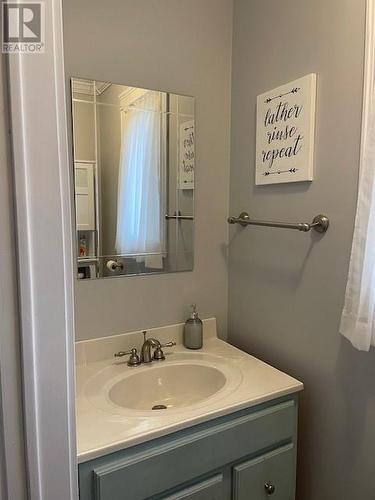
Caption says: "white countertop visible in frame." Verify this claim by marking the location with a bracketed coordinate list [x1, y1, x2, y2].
[75, 319, 303, 463]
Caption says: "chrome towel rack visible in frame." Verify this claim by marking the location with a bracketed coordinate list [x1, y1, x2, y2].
[228, 212, 329, 233]
[165, 214, 194, 221]
[165, 213, 194, 221]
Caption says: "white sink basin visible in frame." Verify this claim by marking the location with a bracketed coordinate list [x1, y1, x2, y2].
[84, 352, 243, 417]
[109, 363, 226, 411]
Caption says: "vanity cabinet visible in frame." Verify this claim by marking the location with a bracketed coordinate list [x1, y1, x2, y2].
[78, 395, 298, 500]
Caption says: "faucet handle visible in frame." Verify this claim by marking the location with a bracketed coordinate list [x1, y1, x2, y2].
[159, 341, 176, 348]
[153, 341, 176, 361]
[114, 348, 141, 367]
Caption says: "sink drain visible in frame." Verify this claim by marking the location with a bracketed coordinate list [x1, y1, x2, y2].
[152, 404, 167, 410]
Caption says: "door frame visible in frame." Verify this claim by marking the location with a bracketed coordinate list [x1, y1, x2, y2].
[6, 0, 78, 498]
[0, 51, 27, 500]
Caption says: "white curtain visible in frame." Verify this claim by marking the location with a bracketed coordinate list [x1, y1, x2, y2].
[340, 1, 375, 350]
[115, 91, 162, 257]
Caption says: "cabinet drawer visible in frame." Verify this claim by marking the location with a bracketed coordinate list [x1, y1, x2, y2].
[233, 444, 295, 500]
[161, 474, 224, 500]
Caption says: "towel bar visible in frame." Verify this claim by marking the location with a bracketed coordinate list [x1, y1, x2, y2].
[165, 214, 194, 221]
[228, 212, 329, 233]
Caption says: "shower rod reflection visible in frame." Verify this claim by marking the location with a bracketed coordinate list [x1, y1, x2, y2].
[228, 212, 329, 233]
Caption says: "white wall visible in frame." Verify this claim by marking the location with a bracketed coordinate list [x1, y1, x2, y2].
[63, 0, 233, 340]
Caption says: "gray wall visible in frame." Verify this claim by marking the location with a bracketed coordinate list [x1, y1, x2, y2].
[63, 0, 232, 340]
[97, 98, 121, 256]
[228, 1, 375, 499]
[72, 99, 95, 161]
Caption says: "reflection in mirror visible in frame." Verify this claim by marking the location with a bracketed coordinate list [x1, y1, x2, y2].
[70, 78, 195, 279]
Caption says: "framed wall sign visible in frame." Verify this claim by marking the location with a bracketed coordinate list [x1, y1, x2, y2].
[179, 120, 195, 190]
[255, 73, 316, 185]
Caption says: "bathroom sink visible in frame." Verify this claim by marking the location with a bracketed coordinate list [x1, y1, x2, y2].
[109, 363, 226, 411]
[84, 351, 243, 416]
[76, 320, 303, 461]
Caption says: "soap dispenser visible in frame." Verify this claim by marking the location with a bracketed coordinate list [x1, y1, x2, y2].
[184, 304, 203, 349]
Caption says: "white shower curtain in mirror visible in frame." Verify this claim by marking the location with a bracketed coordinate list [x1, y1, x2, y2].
[115, 91, 162, 258]
[340, 3, 375, 351]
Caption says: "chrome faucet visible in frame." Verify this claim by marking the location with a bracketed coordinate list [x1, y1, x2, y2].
[141, 331, 176, 363]
[114, 331, 176, 366]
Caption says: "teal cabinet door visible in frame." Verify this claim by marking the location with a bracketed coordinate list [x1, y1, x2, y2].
[233, 444, 295, 500]
[160, 474, 225, 500]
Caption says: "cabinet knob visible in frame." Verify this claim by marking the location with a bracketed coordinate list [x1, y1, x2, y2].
[264, 482, 275, 495]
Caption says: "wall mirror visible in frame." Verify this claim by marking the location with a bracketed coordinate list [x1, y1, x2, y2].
[70, 77, 195, 279]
